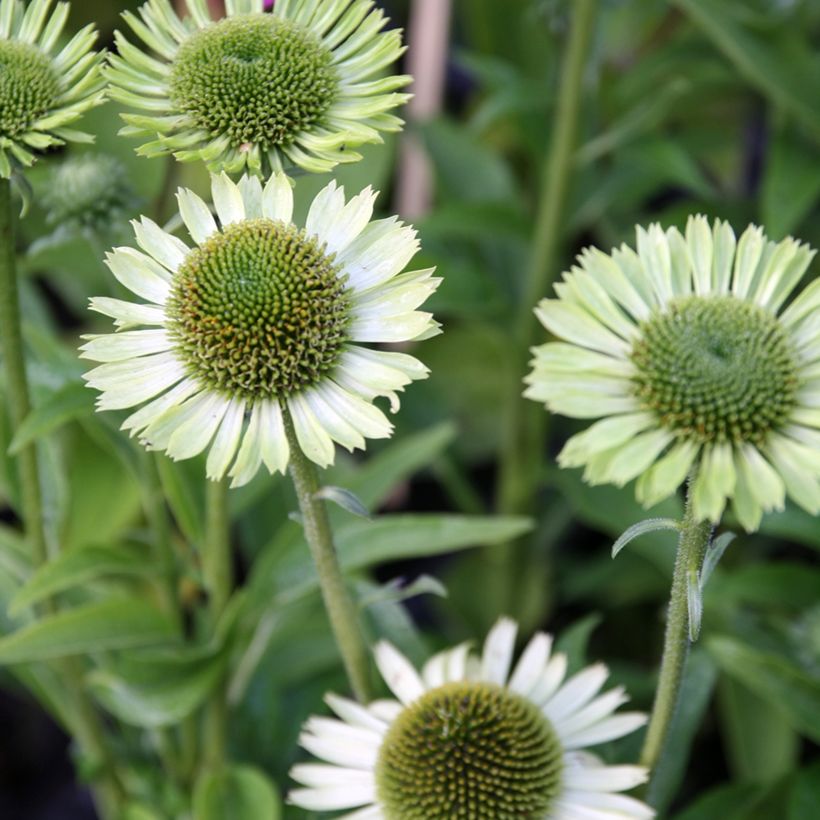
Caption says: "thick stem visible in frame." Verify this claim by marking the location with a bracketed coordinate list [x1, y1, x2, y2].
[283, 407, 371, 702]
[640, 487, 712, 785]
[202, 477, 232, 771]
[0, 178, 125, 818]
[492, 0, 598, 604]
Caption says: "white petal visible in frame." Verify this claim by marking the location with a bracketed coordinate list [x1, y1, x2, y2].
[553, 688, 629, 738]
[237, 174, 263, 218]
[563, 762, 649, 793]
[211, 171, 245, 226]
[306, 179, 345, 240]
[298, 732, 378, 770]
[80, 329, 171, 362]
[261, 171, 294, 222]
[257, 399, 289, 474]
[84, 353, 185, 410]
[228, 401, 264, 487]
[543, 664, 609, 723]
[88, 297, 166, 330]
[166, 391, 230, 460]
[177, 188, 217, 245]
[290, 763, 375, 789]
[205, 396, 245, 480]
[561, 790, 654, 819]
[120, 377, 201, 434]
[529, 653, 568, 705]
[508, 632, 552, 696]
[303, 388, 365, 451]
[288, 393, 336, 467]
[132, 217, 189, 272]
[320, 186, 377, 256]
[106, 247, 171, 304]
[562, 713, 648, 749]
[325, 693, 388, 733]
[374, 641, 424, 705]
[480, 617, 517, 685]
[421, 651, 448, 690]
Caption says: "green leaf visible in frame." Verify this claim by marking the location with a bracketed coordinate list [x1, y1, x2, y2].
[8, 383, 93, 454]
[10, 545, 151, 614]
[718, 675, 799, 783]
[341, 422, 456, 510]
[314, 486, 371, 519]
[789, 762, 820, 820]
[193, 765, 280, 820]
[420, 117, 517, 203]
[0, 596, 177, 663]
[761, 129, 820, 238]
[673, 783, 767, 820]
[155, 454, 204, 546]
[674, 0, 820, 134]
[648, 650, 718, 813]
[555, 613, 602, 676]
[707, 636, 820, 743]
[88, 652, 225, 728]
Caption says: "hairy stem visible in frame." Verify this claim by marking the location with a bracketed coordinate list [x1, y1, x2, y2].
[202, 477, 232, 770]
[0, 178, 125, 818]
[640, 487, 712, 789]
[283, 407, 371, 702]
[492, 0, 598, 608]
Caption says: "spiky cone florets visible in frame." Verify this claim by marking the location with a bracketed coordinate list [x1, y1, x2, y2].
[289, 617, 654, 819]
[0, 0, 106, 177]
[81, 171, 440, 486]
[525, 215, 820, 531]
[106, 0, 411, 175]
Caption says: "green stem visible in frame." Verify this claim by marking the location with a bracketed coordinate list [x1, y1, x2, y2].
[0, 178, 125, 818]
[283, 407, 371, 702]
[202, 477, 232, 771]
[493, 0, 598, 603]
[640, 486, 712, 786]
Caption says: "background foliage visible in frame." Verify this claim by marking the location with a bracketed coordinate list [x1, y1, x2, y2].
[0, 0, 819, 817]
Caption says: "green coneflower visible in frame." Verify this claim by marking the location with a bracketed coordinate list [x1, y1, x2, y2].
[290, 618, 653, 819]
[525, 216, 820, 531]
[41, 152, 140, 236]
[106, 0, 410, 175]
[0, 0, 106, 177]
[81, 171, 438, 486]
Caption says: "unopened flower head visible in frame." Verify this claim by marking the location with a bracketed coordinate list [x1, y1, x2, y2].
[107, 0, 410, 175]
[290, 618, 653, 819]
[525, 216, 820, 530]
[0, 0, 106, 177]
[43, 153, 139, 235]
[82, 171, 439, 486]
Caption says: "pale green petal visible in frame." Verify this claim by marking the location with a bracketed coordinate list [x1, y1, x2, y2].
[711, 219, 736, 294]
[305, 180, 345, 240]
[338, 218, 419, 292]
[528, 343, 634, 378]
[237, 175, 264, 219]
[732, 449, 764, 532]
[666, 227, 692, 296]
[686, 214, 713, 296]
[105, 248, 170, 304]
[304, 389, 365, 452]
[313, 381, 392, 441]
[315, 185, 377, 256]
[636, 223, 673, 304]
[557, 270, 639, 342]
[534, 300, 631, 357]
[558, 413, 655, 469]
[598, 428, 674, 487]
[578, 246, 651, 321]
[731, 224, 765, 298]
[766, 436, 820, 514]
[635, 439, 699, 508]
[691, 443, 735, 522]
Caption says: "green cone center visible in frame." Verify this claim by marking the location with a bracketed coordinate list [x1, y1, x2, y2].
[376, 681, 564, 819]
[169, 14, 338, 150]
[0, 40, 60, 138]
[167, 218, 349, 399]
[631, 295, 797, 445]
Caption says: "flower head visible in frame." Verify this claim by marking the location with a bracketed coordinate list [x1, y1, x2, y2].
[81, 171, 438, 486]
[0, 0, 106, 177]
[290, 618, 652, 819]
[107, 0, 410, 175]
[525, 216, 820, 530]
[42, 152, 140, 236]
